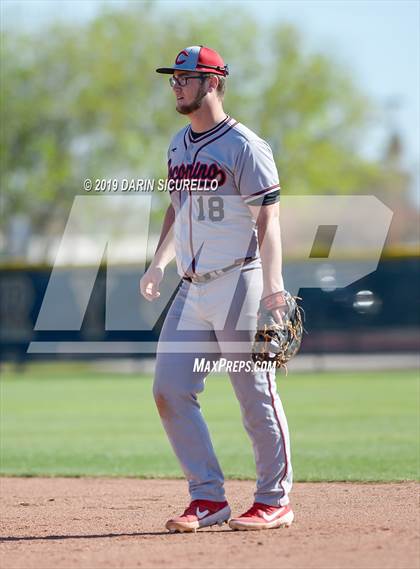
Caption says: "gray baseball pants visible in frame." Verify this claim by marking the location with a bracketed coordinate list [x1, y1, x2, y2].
[153, 261, 292, 506]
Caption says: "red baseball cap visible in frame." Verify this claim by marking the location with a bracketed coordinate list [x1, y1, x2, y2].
[156, 45, 229, 76]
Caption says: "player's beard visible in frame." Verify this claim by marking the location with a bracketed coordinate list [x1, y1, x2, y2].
[176, 82, 207, 115]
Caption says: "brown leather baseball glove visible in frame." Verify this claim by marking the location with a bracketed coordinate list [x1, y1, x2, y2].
[251, 291, 304, 372]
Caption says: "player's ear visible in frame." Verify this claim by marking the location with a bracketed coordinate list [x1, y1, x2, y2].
[208, 74, 219, 93]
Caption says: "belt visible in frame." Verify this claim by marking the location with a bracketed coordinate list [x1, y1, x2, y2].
[183, 257, 257, 284]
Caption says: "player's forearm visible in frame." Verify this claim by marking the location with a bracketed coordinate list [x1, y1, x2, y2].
[255, 208, 285, 297]
[151, 204, 176, 270]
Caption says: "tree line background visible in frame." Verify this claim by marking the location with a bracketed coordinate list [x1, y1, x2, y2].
[1, 2, 417, 261]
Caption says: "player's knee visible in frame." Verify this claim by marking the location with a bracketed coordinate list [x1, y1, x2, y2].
[153, 390, 172, 419]
[153, 380, 196, 419]
[153, 381, 181, 418]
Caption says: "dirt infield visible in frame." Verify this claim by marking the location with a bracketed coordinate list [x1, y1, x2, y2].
[0, 478, 418, 569]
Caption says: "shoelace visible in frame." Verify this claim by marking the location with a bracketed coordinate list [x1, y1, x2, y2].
[240, 502, 279, 518]
[182, 499, 226, 517]
[182, 500, 201, 516]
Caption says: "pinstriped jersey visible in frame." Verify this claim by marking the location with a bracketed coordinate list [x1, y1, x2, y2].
[167, 116, 280, 276]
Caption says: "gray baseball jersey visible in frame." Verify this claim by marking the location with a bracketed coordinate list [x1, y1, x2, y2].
[167, 116, 280, 276]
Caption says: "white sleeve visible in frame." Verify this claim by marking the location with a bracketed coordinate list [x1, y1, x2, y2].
[234, 138, 280, 204]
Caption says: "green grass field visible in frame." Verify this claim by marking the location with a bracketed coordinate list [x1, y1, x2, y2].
[1, 364, 418, 481]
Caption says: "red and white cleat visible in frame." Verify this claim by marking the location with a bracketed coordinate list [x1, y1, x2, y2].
[229, 503, 294, 531]
[165, 499, 231, 533]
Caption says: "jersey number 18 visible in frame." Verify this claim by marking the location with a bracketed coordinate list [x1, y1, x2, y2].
[197, 196, 225, 222]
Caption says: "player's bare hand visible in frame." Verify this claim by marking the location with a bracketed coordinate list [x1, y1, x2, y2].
[140, 265, 164, 301]
[261, 292, 287, 327]
[271, 307, 284, 326]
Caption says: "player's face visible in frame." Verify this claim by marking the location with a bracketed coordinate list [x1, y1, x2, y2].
[171, 71, 208, 115]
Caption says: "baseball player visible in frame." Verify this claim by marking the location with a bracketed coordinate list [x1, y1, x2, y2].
[140, 46, 294, 532]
